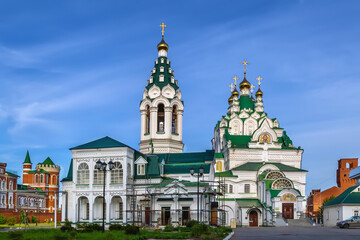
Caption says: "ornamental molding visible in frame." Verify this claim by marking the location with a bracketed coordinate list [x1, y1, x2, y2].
[76, 192, 90, 197]
[110, 191, 125, 196]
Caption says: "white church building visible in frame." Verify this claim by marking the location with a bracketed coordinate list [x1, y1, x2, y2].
[61, 24, 307, 227]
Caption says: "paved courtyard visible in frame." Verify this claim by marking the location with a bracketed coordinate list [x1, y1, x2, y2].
[232, 226, 360, 240]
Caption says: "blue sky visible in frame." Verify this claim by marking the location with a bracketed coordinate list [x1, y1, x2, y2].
[0, 0, 359, 194]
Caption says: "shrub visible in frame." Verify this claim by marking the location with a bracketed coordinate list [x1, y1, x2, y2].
[124, 224, 139, 235]
[54, 233, 70, 240]
[191, 223, 208, 237]
[186, 220, 199, 228]
[109, 223, 124, 231]
[31, 215, 37, 223]
[7, 217, 16, 226]
[163, 225, 174, 232]
[0, 214, 7, 224]
[60, 220, 74, 232]
[8, 231, 24, 240]
[90, 223, 102, 231]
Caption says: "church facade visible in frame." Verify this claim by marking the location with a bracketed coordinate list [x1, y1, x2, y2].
[213, 65, 307, 226]
[61, 25, 216, 226]
[61, 24, 307, 227]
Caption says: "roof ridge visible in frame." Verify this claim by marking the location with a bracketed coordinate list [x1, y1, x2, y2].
[340, 185, 359, 204]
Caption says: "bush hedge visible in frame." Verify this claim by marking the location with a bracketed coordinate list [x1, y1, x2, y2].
[124, 224, 139, 235]
[0, 214, 6, 224]
[109, 223, 124, 231]
[7, 217, 16, 226]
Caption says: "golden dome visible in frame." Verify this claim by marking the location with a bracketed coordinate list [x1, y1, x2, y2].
[228, 95, 233, 104]
[232, 87, 239, 99]
[255, 87, 263, 98]
[239, 77, 251, 90]
[157, 38, 169, 51]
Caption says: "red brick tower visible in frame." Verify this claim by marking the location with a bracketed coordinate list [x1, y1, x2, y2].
[337, 158, 358, 192]
[22, 150, 32, 185]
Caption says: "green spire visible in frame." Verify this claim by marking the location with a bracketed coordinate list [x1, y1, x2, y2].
[62, 159, 73, 182]
[24, 150, 31, 164]
[42, 157, 55, 166]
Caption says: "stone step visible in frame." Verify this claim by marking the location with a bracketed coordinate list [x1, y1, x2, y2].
[287, 219, 314, 227]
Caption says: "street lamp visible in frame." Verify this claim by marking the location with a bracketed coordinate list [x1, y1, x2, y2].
[190, 166, 204, 222]
[95, 160, 115, 232]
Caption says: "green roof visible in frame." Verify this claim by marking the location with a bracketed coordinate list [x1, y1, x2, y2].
[27, 169, 50, 174]
[24, 150, 31, 164]
[236, 198, 263, 208]
[231, 162, 307, 172]
[215, 152, 224, 158]
[215, 170, 238, 178]
[145, 56, 179, 91]
[223, 130, 251, 148]
[155, 150, 214, 164]
[70, 136, 130, 150]
[239, 95, 255, 111]
[324, 185, 360, 207]
[270, 189, 282, 198]
[42, 157, 55, 166]
[61, 159, 73, 182]
[5, 171, 19, 177]
[17, 184, 28, 190]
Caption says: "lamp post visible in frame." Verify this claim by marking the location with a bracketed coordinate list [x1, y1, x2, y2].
[95, 160, 115, 233]
[190, 166, 204, 222]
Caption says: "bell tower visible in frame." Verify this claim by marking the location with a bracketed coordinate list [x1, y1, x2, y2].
[139, 23, 184, 154]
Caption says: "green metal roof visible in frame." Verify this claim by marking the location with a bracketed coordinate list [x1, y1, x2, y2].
[24, 150, 31, 164]
[42, 157, 55, 166]
[324, 185, 360, 207]
[270, 189, 282, 198]
[239, 95, 255, 111]
[17, 184, 28, 190]
[231, 162, 307, 172]
[223, 130, 252, 148]
[70, 136, 130, 150]
[5, 171, 19, 177]
[155, 150, 214, 164]
[145, 57, 179, 91]
[215, 152, 224, 158]
[61, 159, 73, 182]
[215, 170, 238, 178]
[164, 163, 211, 174]
[27, 169, 50, 174]
[236, 198, 263, 208]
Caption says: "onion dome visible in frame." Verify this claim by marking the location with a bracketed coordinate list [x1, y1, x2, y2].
[157, 37, 169, 51]
[228, 95, 233, 104]
[232, 87, 239, 99]
[255, 87, 263, 98]
[239, 76, 251, 90]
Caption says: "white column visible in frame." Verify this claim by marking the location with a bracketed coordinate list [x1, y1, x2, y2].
[165, 107, 172, 138]
[89, 196, 94, 223]
[150, 107, 157, 138]
[106, 194, 111, 224]
[122, 196, 127, 224]
[177, 110, 183, 140]
[140, 110, 146, 139]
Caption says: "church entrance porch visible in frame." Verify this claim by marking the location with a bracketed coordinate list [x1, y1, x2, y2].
[249, 210, 258, 227]
[282, 203, 294, 219]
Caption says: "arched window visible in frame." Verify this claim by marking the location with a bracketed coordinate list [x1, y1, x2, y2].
[9, 181, 13, 190]
[46, 174, 49, 184]
[57, 176, 59, 185]
[40, 175, 44, 183]
[265, 171, 285, 180]
[145, 106, 150, 134]
[271, 178, 293, 190]
[52, 175, 56, 185]
[127, 163, 131, 178]
[77, 163, 89, 184]
[35, 175, 39, 183]
[111, 162, 123, 184]
[157, 104, 165, 132]
[94, 165, 104, 185]
[172, 106, 177, 133]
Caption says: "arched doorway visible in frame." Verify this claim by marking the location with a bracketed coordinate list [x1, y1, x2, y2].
[249, 210, 258, 227]
[93, 196, 105, 221]
[77, 197, 89, 222]
[110, 196, 123, 221]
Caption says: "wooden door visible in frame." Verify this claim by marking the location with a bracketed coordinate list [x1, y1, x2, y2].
[182, 207, 190, 226]
[145, 207, 150, 225]
[249, 211, 258, 227]
[282, 203, 294, 219]
[210, 207, 218, 226]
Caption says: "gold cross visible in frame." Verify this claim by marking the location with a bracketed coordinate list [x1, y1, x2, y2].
[256, 75, 263, 86]
[232, 74, 239, 85]
[160, 22, 167, 37]
[228, 83, 234, 92]
[250, 84, 255, 94]
[241, 59, 250, 72]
